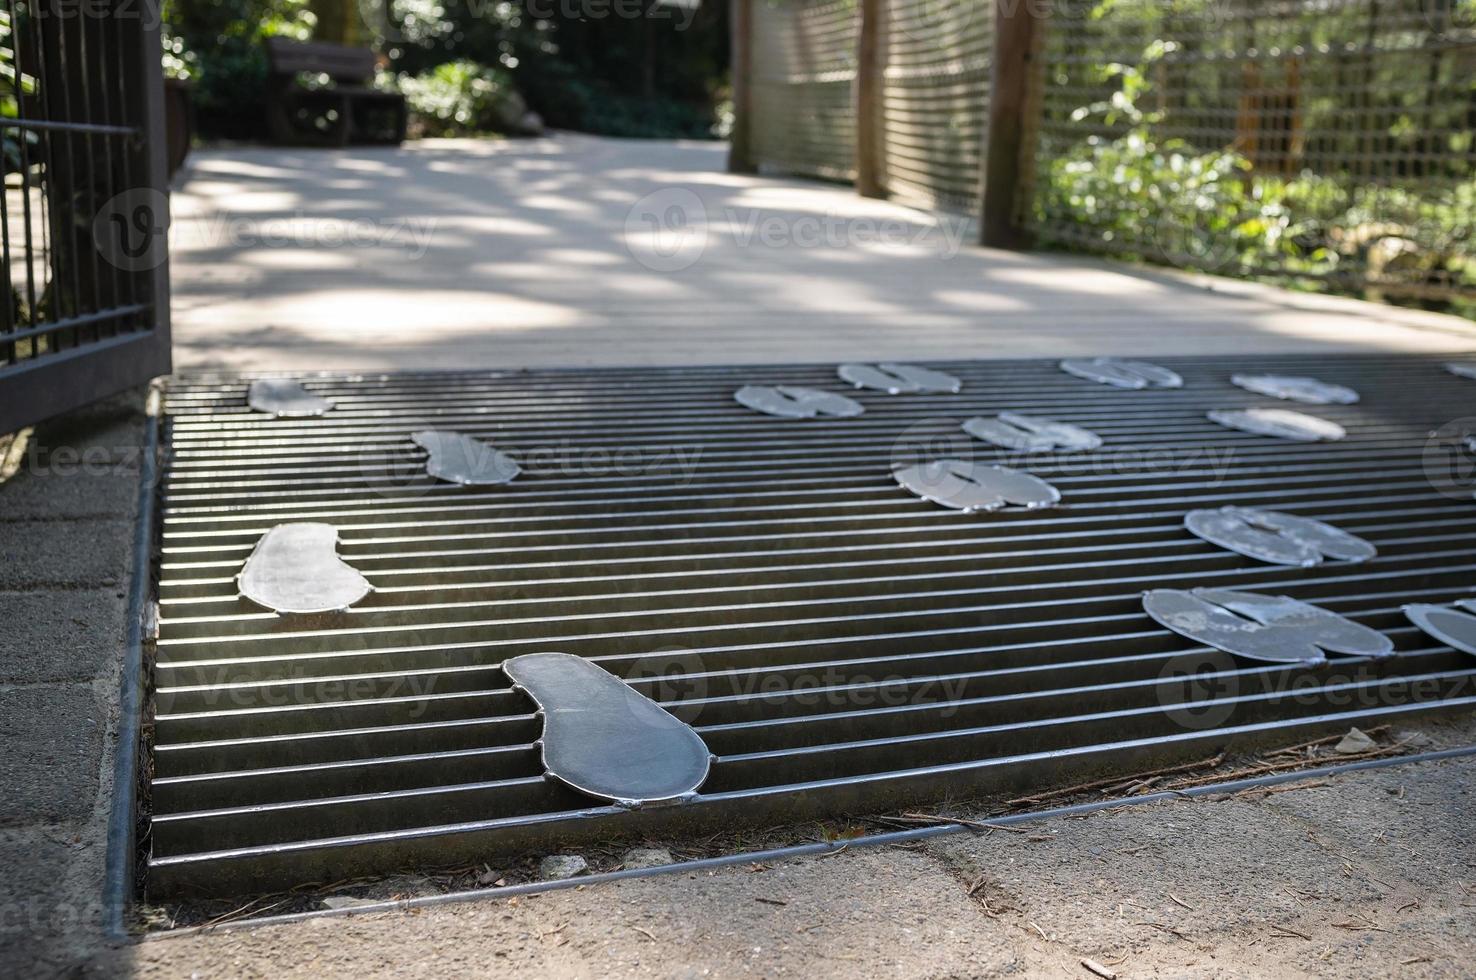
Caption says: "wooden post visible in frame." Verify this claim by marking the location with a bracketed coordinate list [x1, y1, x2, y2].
[728, 0, 756, 174]
[855, 0, 885, 197]
[981, 0, 1044, 248]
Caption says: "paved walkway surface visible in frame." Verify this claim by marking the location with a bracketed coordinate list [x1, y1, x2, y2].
[103, 748, 1476, 978]
[170, 135, 1476, 373]
[5, 135, 1476, 977]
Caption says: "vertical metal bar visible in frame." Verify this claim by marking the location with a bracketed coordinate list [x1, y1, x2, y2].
[130, 0, 171, 362]
[73, 0, 102, 344]
[113, 3, 138, 329]
[92, 6, 122, 340]
[25, 0, 59, 354]
[0, 0, 16, 364]
[42, 0, 83, 348]
[0, 126, 12, 368]
[10, 0, 38, 359]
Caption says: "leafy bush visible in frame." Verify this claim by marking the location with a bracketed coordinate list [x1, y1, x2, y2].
[162, 0, 314, 138]
[1036, 39, 1476, 313]
[397, 60, 528, 136]
[1038, 44, 1334, 279]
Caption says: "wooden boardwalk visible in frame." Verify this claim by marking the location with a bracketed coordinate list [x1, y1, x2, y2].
[170, 134, 1476, 372]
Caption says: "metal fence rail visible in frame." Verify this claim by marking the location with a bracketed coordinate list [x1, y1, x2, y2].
[0, 0, 171, 433]
[737, 0, 1476, 314]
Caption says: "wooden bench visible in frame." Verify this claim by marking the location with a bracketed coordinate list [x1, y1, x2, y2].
[263, 38, 407, 147]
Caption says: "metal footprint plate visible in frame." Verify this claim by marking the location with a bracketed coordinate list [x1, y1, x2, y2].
[238, 522, 372, 614]
[837, 363, 962, 394]
[963, 412, 1102, 452]
[1059, 357, 1183, 390]
[1143, 587, 1393, 665]
[1404, 601, 1476, 655]
[893, 459, 1060, 513]
[411, 430, 521, 485]
[504, 652, 711, 806]
[247, 379, 334, 417]
[1184, 507, 1376, 566]
[735, 385, 864, 419]
[1230, 373, 1358, 405]
[1207, 408, 1345, 441]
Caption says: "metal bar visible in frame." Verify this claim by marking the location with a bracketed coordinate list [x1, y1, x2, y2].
[142, 354, 1476, 896]
[103, 404, 158, 940]
[137, 744, 1476, 938]
[0, 117, 137, 135]
[0, 302, 151, 343]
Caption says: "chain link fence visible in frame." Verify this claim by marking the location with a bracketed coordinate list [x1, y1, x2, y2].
[742, 0, 1476, 315]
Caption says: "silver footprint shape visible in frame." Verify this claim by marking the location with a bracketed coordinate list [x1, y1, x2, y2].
[504, 652, 711, 806]
[735, 385, 864, 419]
[1404, 602, 1476, 656]
[1184, 506, 1375, 567]
[1143, 587, 1393, 665]
[1208, 408, 1345, 441]
[1230, 373, 1358, 405]
[893, 459, 1060, 513]
[238, 522, 371, 614]
[247, 379, 334, 417]
[411, 430, 521, 486]
[1060, 357, 1183, 389]
[963, 412, 1102, 451]
[837, 363, 962, 394]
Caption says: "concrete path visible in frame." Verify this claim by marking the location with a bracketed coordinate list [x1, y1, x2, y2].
[169, 135, 1476, 373]
[105, 748, 1476, 978]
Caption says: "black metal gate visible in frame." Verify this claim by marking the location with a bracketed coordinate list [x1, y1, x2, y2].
[0, 0, 171, 434]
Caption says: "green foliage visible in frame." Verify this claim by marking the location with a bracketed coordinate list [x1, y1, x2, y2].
[162, 0, 315, 137]
[397, 60, 522, 136]
[1037, 38, 1476, 312]
[165, 0, 728, 140]
[0, 6, 38, 173]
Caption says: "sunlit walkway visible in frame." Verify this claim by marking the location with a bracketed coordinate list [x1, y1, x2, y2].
[170, 134, 1476, 372]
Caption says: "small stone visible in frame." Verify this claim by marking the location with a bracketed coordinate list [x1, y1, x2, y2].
[538, 854, 589, 880]
[320, 895, 378, 910]
[621, 847, 674, 870]
[1394, 729, 1434, 749]
[1335, 727, 1377, 754]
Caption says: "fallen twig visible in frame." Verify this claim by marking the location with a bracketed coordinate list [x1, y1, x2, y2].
[1269, 925, 1311, 941]
[899, 812, 1033, 834]
[1006, 755, 1225, 807]
[1080, 957, 1117, 979]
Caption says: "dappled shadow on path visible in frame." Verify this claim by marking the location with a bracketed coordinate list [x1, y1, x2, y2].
[169, 134, 1476, 372]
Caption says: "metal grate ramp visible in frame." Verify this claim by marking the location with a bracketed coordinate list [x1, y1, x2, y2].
[148, 354, 1476, 896]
